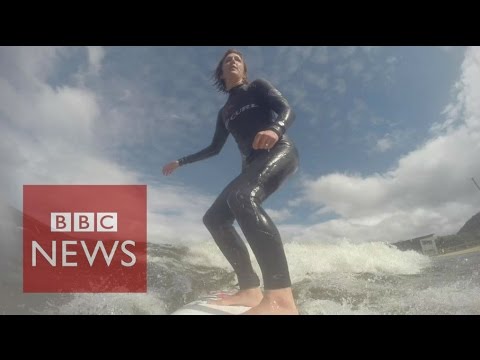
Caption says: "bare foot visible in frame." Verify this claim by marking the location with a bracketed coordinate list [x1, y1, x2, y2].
[241, 288, 298, 315]
[208, 288, 263, 307]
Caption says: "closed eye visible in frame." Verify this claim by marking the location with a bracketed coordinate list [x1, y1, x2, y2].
[225, 55, 242, 64]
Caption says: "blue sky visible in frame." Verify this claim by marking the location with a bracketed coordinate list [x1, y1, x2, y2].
[1, 46, 479, 245]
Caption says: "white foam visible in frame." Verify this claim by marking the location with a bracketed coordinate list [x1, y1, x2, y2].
[286, 241, 431, 283]
[301, 299, 378, 315]
[183, 240, 431, 285]
[379, 281, 480, 315]
[54, 292, 167, 315]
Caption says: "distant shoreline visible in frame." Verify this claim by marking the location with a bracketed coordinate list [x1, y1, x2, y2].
[434, 245, 480, 258]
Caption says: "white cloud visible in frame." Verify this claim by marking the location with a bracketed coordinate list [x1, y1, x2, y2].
[375, 136, 394, 152]
[266, 208, 292, 223]
[0, 48, 137, 206]
[278, 204, 472, 244]
[0, 46, 60, 86]
[368, 129, 414, 154]
[86, 46, 105, 75]
[292, 46, 480, 243]
[147, 184, 215, 244]
[0, 47, 223, 249]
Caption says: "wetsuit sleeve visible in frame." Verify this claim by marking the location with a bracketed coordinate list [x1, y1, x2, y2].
[254, 78, 295, 138]
[177, 110, 229, 166]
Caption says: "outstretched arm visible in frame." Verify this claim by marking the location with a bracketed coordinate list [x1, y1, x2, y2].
[177, 110, 229, 166]
[162, 111, 229, 176]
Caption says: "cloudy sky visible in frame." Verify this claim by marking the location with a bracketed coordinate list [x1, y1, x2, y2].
[1, 46, 479, 245]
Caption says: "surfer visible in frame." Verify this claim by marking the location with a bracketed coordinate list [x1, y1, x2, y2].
[162, 49, 300, 315]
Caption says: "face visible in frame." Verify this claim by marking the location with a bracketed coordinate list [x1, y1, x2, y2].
[221, 52, 245, 81]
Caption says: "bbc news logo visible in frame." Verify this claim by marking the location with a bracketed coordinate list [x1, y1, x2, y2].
[32, 213, 134, 268]
[51, 213, 118, 232]
[23, 185, 147, 293]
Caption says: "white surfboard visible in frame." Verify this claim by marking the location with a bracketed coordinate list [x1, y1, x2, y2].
[171, 290, 251, 315]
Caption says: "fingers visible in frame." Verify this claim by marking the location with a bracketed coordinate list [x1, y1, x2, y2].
[252, 132, 276, 150]
[253, 133, 269, 149]
[252, 133, 261, 149]
[162, 162, 178, 176]
[261, 135, 271, 149]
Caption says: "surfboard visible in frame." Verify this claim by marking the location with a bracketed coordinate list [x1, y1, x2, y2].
[171, 290, 251, 315]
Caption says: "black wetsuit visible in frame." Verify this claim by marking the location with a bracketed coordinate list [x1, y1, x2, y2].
[178, 78, 299, 290]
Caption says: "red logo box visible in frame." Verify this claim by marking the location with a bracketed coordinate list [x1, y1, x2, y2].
[23, 185, 146, 293]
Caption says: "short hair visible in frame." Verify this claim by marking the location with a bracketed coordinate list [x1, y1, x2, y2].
[212, 49, 249, 93]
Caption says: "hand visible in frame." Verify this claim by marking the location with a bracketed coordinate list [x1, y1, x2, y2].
[252, 130, 279, 150]
[162, 160, 180, 176]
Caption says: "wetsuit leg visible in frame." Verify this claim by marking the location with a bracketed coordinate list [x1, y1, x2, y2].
[227, 140, 299, 290]
[207, 139, 297, 290]
[203, 186, 261, 289]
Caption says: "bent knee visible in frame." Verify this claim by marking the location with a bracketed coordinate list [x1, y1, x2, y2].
[227, 189, 256, 211]
[203, 210, 215, 228]
[203, 207, 232, 229]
